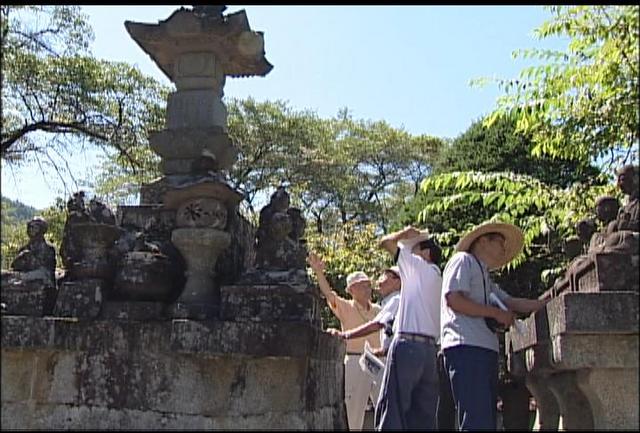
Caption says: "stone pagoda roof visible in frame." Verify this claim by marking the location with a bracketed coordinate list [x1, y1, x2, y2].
[125, 7, 273, 81]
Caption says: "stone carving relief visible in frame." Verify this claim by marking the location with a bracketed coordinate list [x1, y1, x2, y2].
[176, 198, 227, 229]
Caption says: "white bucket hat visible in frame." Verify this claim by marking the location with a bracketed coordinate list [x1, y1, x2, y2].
[346, 271, 371, 288]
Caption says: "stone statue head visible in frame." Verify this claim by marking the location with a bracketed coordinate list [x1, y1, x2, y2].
[616, 164, 639, 197]
[575, 218, 596, 244]
[67, 191, 86, 213]
[594, 195, 620, 225]
[270, 187, 290, 212]
[26, 217, 48, 239]
[88, 197, 115, 224]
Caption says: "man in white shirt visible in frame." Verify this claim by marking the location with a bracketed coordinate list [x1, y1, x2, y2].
[374, 226, 443, 430]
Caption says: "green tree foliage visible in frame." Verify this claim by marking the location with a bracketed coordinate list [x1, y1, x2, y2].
[394, 115, 604, 234]
[415, 171, 617, 298]
[306, 222, 394, 329]
[433, 116, 600, 187]
[476, 6, 639, 168]
[94, 98, 444, 234]
[1, 197, 34, 269]
[299, 108, 441, 233]
[1, 196, 37, 221]
[0, 196, 64, 270]
[1, 6, 169, 177]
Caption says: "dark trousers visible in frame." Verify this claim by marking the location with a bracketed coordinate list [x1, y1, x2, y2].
[374, 336, 438, 431]
[436, 351, 456, 430]
[443, 345, 498, 431]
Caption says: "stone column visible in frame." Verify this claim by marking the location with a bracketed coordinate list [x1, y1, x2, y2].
[525, 373, 560, 431]
[576, 367, 639, 430]
[546, 371, 594, 430]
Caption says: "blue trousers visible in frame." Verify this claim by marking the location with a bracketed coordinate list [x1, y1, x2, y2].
[443, 345, 498, 431]
[374, 336, 438, 431]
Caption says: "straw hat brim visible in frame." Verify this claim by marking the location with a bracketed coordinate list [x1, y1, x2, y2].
[397, 230, 431, 250]
[455, 222, 524, 270]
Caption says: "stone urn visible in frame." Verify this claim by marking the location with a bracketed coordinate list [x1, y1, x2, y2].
[67, 223, 122, 280]
[171, 227, 230, 305]
[113, 251, 174, 301]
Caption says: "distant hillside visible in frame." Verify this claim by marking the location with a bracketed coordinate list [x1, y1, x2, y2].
[1, 196, 38, 222]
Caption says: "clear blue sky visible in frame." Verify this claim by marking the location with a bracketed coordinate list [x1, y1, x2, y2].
[1, 5, 565, 209]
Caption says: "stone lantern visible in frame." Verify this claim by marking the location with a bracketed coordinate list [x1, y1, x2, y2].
[125, 5, 272, 318]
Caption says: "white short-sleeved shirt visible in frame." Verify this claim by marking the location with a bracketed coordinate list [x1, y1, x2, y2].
[392, 243, 442, 339]
[373, 291, 400, 350]
[440, 251, 512, 352]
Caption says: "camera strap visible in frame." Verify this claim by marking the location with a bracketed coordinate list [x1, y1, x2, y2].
[470, 254, 489, 306]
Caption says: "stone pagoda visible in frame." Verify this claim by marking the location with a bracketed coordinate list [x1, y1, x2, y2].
[125, 5, 273, 320]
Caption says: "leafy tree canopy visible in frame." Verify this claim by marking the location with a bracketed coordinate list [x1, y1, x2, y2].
[1, 6, 169, 178]
[92, 98, 445, 234]
[433, 115, 601, 188]
[474, 5, 639, 169]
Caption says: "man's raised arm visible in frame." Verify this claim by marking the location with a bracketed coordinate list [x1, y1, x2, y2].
[307, 252, 338, 307]
[379, 226, 420, 255]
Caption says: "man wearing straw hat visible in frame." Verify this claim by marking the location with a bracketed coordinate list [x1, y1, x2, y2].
[307, 252, 381, 431]
[440, 222, 549, 430]
[374, 226, 443, 430]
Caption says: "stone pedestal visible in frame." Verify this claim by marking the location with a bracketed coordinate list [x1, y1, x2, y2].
[507, 291, 639, 430]
[100, 301, 166, 321]
[221, 284, 322, 326]
[66, 223, 122, 281]
[171, 227, 230, 317]
[54, 280, 106, 319]
[0, 276, 57, 317]
[1, 316, 346, 430]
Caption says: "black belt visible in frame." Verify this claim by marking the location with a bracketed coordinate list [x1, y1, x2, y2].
[346, 351, 362, 356]
[398, 332, 436, 344]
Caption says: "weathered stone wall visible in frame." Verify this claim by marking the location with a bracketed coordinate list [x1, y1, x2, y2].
[1, 316, 346, 429]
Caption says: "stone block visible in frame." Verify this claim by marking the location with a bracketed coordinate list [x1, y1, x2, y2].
[573, 252, 639, 293]
[54, 279, 106, 319]
[220, 284, 322, 325]
[1, 277, 57, 316]
[225, 358, 306, 415]
[166, 90, 227, 130]
[148, 128, 236, 169]
[577, 367, 639, 430]
[550, 334, 638, 370]
[1, 351, 37, 401]
[115, 205, 176, 238]
[1, 316, 343, 360]
[166, 302, 218, 320]
[547, 291, 639, 337]
[100, 301, 167, 321]
[1, 316, 347, 430]
[507, 306, 551, 353]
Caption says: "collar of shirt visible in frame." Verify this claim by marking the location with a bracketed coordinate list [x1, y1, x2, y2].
[380, 291, 400, 308]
